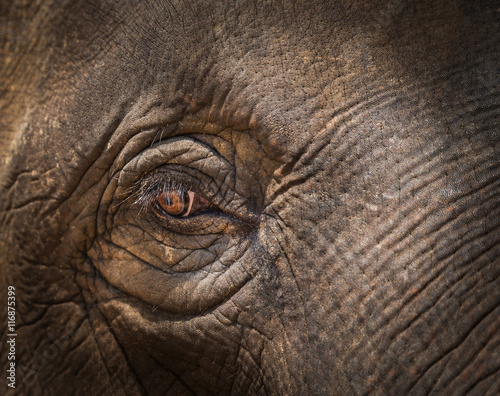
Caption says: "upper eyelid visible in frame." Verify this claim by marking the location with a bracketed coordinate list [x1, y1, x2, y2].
[117, 136, 232, 190]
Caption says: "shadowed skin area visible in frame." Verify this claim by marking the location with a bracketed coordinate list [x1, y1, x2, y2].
[0, 0, 499, 395]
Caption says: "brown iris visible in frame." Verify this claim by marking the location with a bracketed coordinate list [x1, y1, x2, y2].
[157, 190, 213, 217]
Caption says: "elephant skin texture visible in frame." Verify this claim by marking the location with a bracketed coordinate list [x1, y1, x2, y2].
[0, 0, 499, 395]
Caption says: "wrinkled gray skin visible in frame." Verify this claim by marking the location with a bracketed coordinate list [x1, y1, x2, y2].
[1, 0, 499, 395]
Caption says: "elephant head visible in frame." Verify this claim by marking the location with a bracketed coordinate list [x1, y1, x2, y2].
[1, 0, 499, 394]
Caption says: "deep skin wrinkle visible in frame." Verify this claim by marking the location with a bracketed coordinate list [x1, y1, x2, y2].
[0, 1, 499, 395]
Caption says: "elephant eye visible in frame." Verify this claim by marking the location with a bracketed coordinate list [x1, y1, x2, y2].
[157, 189, 214, 217]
